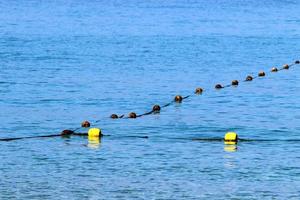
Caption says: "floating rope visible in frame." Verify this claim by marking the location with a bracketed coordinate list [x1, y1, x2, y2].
[110, 62, 298, 120]
[80, 60, 300, 126]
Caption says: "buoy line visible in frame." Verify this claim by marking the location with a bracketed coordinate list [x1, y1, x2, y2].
[0, 60, 299, 143]
[2, 130, 300, 145]
[80, 60, 300, 127]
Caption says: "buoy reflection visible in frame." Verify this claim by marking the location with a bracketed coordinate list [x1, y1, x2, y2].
[224, 144, 237, 152]
[88, 136, 101, 149]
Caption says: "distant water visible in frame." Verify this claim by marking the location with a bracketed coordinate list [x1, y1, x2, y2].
[1, 0, 300, 199]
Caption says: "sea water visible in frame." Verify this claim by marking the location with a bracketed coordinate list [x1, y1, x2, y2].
[1, 0, 300, 199]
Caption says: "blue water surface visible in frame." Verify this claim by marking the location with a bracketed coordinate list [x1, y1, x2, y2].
[1, 0, 300, 199]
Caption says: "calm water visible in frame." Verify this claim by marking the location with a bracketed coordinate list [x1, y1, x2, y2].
[1, 0, 300, 199]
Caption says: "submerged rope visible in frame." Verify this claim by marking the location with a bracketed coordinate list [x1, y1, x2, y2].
[0, 131, 148, 142]
[2, 133, 300, 143]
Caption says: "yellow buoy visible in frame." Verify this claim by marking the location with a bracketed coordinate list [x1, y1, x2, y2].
[88, 128, 101, 138]
[224, 132, 238, 145]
